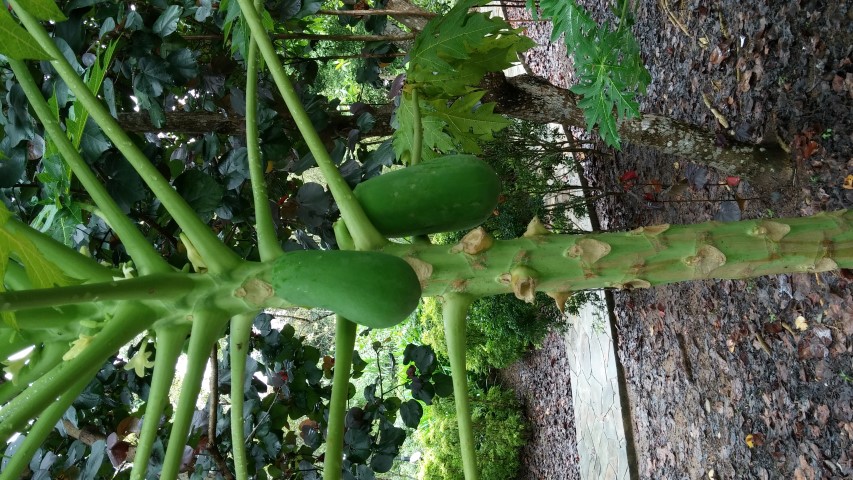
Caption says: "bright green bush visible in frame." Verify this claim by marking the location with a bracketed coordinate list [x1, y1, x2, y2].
[415, 292, 575, 372]
[417, 385, 527, 480]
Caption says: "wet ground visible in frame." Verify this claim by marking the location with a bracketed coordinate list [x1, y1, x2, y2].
[500, 0, 853, 478]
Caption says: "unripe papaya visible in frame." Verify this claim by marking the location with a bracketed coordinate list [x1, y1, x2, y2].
[271, 250, 421, 328]
[354, 155, 501, 237]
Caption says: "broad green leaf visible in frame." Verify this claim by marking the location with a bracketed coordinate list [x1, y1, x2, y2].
[166, 48, 199, 84]
[17, 0, 67, 22]
[78, 119, 110, 161]
[98, 16, 115, 39]
[195, 0, 214, 22]
[0, 149, 26, 188]
[400, 399, 423, 428]
[219, 147, 250, 190]
[124, 10, 144, 31]
[153, 5, 183, 38]
[173, 169, 225, 221]
[101, 153, 146, 213]
[133, 56, 172, 97]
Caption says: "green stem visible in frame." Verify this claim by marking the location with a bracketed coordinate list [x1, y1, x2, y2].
[0, 273, 198, 312]
[229, 312, 256, 480]
[9, 305, 96, 330]
[7, 58, 170, 276]
[0, 302, 157, 443]
[161, 310, 230, 479]
[245, 0, 282, 262]
[324, 316, 357, 480]
[0, 374, 91, 480]
[442, 293, 478, 480]
[333, 220, 355, 251]
[3, 218, 114, 282]
[410, 88, 423, 166]
[9, 0, 241, 274]
[234, 0, 388, 252]
[130, 326, 191, 480]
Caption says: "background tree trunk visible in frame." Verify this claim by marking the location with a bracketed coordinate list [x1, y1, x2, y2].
[481, 73, 792, 183]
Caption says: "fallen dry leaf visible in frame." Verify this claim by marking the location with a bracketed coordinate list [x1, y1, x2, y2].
[745, 433, 765, 448]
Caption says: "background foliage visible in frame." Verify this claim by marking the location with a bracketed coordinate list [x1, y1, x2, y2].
[416, 385, 527, 480]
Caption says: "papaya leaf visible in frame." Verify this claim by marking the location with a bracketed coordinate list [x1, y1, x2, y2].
[427, 92, 509, 153]
[0, 204, 73, 322]
[408, 0, 533, 97]
[536, 0, 595, 47]
[537, 0, 651, 149]
[570, 26, 649, 149]
[392, 92, 444, 163]
[391, 92, 417, 163]
[421, 116, 455, 156]
[69, 40, 118, 151]
[0, 8, 52, 60]
[16, 0, 67, 22]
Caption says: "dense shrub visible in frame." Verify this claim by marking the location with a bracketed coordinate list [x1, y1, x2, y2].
[415, 293, 570, 372]
[417, 385, 527, 480]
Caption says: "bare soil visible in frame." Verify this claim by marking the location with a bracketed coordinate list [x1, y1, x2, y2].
[499, 1, 853, 479]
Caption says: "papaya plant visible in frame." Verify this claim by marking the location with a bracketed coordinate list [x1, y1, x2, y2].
[0, 1, 852, 480]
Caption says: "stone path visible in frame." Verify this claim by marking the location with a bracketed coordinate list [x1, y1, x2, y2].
[479, 5, 635, 478]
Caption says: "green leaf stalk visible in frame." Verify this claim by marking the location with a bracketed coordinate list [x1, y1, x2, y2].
[442, 293, 478, 480]
[228, 312, 256, 480]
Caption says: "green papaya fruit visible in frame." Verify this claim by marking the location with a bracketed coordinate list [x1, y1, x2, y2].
[271, 250, 421, 328]
[354, 155, 501, 237]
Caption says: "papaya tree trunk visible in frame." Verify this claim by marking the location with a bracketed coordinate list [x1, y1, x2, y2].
[384, 211, 853, 301]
